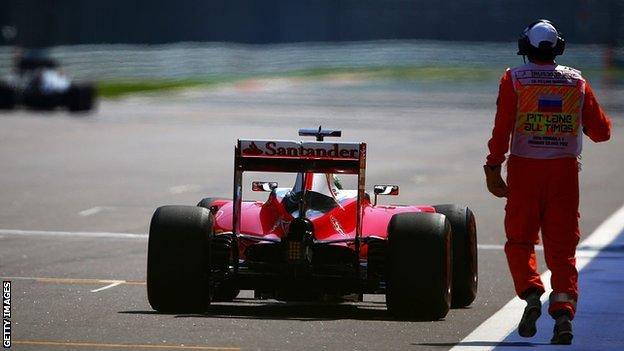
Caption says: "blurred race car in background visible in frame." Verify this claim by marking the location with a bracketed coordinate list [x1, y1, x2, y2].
[147, 128, 478, 320]
[0, 53, 96, 113]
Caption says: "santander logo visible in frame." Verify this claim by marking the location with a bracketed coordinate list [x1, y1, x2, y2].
[242, 142, 263, 156]
[240, 140, 359, 160]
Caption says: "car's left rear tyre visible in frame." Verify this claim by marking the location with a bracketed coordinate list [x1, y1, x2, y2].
[147, 205, 213, 313]
[197, 197, 222, 213]
[386, 212, 452, 320]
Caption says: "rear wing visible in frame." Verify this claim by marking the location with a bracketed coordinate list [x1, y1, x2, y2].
[236, 139, 365, 174]
[231, 138, 367, 270]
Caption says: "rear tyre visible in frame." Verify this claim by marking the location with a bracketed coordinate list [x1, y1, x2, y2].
[147, 205, 213, 313]
[197, 197, 221, 212]
[197, 197, 240, 302]
[211, 283, 240, 302]
[434, 204, 478, 308]
[67, 83, 95, 112]
[0, 82, 16, 110]
[386, 212, 452, 320]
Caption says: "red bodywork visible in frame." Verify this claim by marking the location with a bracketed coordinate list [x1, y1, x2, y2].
[218, 137, 437, 267]
[210, 195, 435, 259]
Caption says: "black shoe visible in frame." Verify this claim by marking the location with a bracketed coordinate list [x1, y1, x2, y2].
[518, 295, 542, 338]
[551, 315, 573, 345]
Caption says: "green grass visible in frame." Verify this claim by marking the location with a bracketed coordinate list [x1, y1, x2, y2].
[96, 79, 225, 98]
[583, 67, 624, 81]
[96, 65, 624, 98]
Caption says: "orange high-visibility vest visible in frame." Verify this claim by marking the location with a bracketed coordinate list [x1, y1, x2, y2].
[510, 63, 586, 159]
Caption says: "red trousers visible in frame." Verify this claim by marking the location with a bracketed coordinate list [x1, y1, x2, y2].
[504, 155, 580, 319]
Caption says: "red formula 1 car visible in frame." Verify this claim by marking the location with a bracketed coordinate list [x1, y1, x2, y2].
[147, 128, 477, 320]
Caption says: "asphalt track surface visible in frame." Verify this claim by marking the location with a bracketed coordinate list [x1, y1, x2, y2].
[1, 76, 623, 350]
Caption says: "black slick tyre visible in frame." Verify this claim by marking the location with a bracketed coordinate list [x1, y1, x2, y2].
[197, 197, 240, 302]
[197, 197, 221, 213]
[67, 83, 95, 112]
[386, 212, 452, 320]
[211, 282, 240, 302]
[434, 204, 478, 308]
[147, 205, 213, 313]
[0, 82, 16, 110]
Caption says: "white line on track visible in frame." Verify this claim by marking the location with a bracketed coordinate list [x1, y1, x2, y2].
[1, 276, 145, 285]
[90, 280, 125, 293]
[0, 229, 147, 239]
[450, 203, 624, 351]
[0, 229, 584, 254]
[0, 229, 538, 250]
[1, 228, 614, 260]
[78, 206, 107, 217]
[477, 244, 544, 251]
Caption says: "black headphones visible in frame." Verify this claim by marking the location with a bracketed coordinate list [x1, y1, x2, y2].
[517, 19, 565, 56]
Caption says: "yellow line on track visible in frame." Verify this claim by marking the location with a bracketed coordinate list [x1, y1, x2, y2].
[12, 340, 239, 350]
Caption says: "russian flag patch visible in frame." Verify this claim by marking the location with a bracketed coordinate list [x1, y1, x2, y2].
[538, 96, 563, 112]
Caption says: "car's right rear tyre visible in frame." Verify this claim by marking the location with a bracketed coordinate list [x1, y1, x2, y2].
[147, 205, 213, 313]
[0, 82, 16, 110]
[67, 83, 96, 112]
[433, 204, 478, 308]
[386, 212, 452, 320]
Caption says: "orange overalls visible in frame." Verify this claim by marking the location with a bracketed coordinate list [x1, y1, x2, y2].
[486, 63, 611, 319]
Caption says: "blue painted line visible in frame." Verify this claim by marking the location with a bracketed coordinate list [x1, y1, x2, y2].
[495, 229, 624, 350]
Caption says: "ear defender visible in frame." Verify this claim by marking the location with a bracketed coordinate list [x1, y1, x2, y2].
[517, 36, 532, 56]
[553, 36, 565, 56]
[516, 19, 565, 57]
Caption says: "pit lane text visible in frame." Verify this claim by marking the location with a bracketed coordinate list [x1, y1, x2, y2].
[522, 113, 576, 134]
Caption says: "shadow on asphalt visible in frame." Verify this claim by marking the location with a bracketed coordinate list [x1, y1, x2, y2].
[119, 300, 440, 322]
[416, 341, 551, 347]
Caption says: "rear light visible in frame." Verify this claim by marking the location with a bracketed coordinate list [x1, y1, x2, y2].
[283, 217, 313, 264]
[287, 241, 303, 261]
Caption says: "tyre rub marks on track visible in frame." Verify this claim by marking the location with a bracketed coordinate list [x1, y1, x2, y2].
[12, 340, 239, 350]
